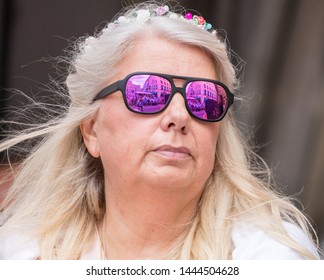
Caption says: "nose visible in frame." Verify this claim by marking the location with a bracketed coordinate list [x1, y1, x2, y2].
[160, 93, 190, 134]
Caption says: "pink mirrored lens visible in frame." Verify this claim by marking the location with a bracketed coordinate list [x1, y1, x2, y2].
[125, 75, 172, 113]
[186, 81, 227, 120]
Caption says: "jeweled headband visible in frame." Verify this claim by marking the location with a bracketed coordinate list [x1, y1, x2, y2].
[82, 5, 217, 50]
[112, 5, 217, 35]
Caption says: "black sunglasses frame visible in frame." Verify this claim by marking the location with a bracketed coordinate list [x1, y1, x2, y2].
[93, 72, 234, 122]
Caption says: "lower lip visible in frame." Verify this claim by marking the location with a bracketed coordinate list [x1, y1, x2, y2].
[154, 150, 191, 159]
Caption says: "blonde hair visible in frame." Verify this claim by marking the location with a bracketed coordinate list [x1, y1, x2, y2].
[0, 1, 318, 259]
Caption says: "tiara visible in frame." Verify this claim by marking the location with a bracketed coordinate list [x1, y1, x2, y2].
[82, 5, 216, 49]
[114, 5, 217, 36]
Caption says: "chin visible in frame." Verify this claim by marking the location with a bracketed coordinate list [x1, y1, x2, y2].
[146, 170, 194, 188]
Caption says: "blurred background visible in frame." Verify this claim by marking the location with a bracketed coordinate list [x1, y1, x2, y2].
[0, 0, 323, 252]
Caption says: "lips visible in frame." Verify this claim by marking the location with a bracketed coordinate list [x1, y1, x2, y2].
[153, 145, 192, 159]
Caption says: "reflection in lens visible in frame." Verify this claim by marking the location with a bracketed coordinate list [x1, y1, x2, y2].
[126, 75, 172, 113]
[186, 81, 227, 120]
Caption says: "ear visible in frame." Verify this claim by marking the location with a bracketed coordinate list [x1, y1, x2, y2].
[80, 117, 100, 158]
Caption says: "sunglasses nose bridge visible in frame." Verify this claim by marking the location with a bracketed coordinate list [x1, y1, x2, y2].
[172, 86, 186, 99]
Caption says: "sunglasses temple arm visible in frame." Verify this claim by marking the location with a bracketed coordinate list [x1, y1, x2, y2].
[92, 81, 121, 101]
[229, 92, 234, 106]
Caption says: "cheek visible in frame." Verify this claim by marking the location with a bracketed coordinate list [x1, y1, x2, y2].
[95, 101, 155, 168]
[94, 102, 129, 166]
[197, 125, 219, 169]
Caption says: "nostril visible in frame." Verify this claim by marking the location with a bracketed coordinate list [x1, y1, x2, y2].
[167, 121, 188, 134]
[167, 122, 175, 128]
[181, 125, 188, 134]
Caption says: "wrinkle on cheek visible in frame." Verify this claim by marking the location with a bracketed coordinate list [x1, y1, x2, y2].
[193, 126, 218, 180]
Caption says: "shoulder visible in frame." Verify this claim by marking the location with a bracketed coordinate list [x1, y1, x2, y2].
[0, 234, 39, 260]
[231, 221, 319, 260]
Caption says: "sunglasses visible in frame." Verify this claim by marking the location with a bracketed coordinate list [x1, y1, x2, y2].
[93, 72, 234, 122]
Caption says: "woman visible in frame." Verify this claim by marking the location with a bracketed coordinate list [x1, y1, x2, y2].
[0, 2, 319, 259]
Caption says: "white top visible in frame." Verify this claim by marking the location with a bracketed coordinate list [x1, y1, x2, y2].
[231, 222, 319, 260]
[0, 222, 319, 260]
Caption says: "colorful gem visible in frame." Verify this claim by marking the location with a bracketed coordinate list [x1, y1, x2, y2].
[192, 17, 198, 25]
[197, 16, 206, 25]
[205, 23, 212, 30]
[156, 5, 169, 16]
[185, 12, 193, 20]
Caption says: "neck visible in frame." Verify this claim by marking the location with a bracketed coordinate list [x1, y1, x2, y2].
[101, 183, 202, 259]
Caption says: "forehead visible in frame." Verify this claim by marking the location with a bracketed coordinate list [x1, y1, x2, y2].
[116, 36, 217, 80]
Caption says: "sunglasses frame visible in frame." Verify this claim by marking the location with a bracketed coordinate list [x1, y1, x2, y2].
[93, 72, 234, 122]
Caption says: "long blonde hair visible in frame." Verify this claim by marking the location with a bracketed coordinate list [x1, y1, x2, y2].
[0, 1, 318, 259]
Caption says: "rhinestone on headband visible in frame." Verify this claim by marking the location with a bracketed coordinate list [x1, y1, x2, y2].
[114, 5, 217, 35]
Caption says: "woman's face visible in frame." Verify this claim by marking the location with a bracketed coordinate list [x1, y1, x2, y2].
[82, 36, 220, 196]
